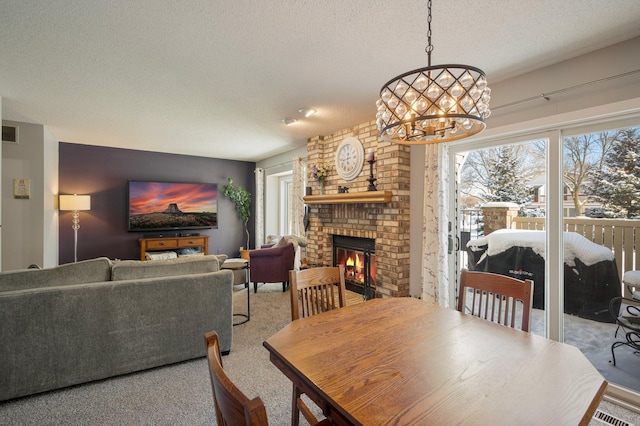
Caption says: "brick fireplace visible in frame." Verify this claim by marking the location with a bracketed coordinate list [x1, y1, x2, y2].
[304, 120, 411, 298]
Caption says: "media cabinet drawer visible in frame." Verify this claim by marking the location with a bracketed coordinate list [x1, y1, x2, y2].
[138, 236, 209, 260]
[146, 239, 179, 250]
[178, 237, 206, 248]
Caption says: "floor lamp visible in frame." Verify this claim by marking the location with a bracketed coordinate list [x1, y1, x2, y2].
[59, 194, 91, 262]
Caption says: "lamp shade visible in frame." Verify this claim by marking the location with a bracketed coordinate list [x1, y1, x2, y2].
[59, 194, 91, 211]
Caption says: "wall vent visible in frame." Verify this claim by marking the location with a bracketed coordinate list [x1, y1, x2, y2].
[593, 409, 635, 426]
[2, 125, 19, 144]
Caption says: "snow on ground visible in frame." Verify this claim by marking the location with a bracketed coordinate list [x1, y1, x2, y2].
[467, 229, 614, 267]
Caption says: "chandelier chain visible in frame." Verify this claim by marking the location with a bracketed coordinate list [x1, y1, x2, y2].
[425, 0, 433, 66]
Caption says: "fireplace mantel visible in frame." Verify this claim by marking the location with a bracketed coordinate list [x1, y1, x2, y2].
[304, 191, 392, 205]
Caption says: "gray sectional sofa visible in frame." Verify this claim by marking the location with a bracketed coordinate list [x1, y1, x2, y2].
[0, 255, 233, 402]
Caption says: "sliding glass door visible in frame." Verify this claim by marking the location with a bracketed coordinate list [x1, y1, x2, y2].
[561, 122, 640, 394]
[449, 116, 640, 397]
[452, 137, 548, 338]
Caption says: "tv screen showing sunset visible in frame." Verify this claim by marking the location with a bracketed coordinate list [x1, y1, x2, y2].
[128, 181, 218, 231]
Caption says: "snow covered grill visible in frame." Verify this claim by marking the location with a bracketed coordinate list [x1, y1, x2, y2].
[466, 229, 621, 321]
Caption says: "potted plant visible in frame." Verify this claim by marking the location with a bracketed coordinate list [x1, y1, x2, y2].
[223, 178, 252, 254]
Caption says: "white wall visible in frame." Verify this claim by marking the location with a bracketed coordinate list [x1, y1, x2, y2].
[2, 120, 45, 269]
[42, 127, 59, 267]
[1, 119, 59, 270]
[487, 37, 640, 130]
[265, 173, 280, 237]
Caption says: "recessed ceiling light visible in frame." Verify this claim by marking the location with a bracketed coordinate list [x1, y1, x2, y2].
[298, 108, 317, 118]
[281, 118, 297, 125]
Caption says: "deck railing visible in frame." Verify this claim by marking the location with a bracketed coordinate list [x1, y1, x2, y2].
[512, 217, 639, 292]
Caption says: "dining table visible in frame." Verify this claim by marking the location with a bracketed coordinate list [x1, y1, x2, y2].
[263, 297, 607, 426]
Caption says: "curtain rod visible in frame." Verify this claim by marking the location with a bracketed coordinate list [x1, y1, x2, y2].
[491, 69, 640, 112]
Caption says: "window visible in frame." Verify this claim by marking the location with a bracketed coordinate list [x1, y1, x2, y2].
[265, 170, 293, 238]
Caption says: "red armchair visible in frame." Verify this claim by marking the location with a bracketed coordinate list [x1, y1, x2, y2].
[248, 242, 295, 293]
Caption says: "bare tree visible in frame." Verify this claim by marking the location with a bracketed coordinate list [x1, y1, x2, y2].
[563, 131, 620, 215]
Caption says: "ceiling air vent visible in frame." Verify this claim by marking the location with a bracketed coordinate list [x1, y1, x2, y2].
[2, 125, 18, 144]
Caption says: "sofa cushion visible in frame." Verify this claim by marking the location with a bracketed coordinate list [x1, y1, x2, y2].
[110, 254, 228, 281]
[0, 257, 112, 293]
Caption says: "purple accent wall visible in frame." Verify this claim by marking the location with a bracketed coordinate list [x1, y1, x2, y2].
[59, 143, 255, 263]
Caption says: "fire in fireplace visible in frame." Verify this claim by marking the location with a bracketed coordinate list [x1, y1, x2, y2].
[333, 235, 376, 299]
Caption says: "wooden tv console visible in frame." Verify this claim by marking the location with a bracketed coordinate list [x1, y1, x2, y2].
[138, 235, 209, 260]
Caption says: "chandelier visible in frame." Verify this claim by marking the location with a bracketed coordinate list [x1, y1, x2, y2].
[376, 0, 491, 144]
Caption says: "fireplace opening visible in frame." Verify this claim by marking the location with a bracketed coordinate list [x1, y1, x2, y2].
[333, 235, 376, 300]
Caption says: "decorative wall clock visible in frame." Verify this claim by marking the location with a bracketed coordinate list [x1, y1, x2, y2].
[335, 137, 364, 181]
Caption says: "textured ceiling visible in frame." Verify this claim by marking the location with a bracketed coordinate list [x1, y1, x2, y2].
[2, 1, 640, 161]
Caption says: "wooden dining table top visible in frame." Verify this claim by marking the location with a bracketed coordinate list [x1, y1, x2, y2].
[263, 297, 607, 426]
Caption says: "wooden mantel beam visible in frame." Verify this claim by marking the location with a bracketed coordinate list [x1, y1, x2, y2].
[303, 191, 393, 205]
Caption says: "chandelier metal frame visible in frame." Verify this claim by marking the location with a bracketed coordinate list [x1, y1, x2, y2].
[376, 0, 491, 144]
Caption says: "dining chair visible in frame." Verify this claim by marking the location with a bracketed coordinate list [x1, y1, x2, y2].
[458, 269, 534, 332]
[290, 265, 347, 321]
[204, 331, 269, 425]
[609, 296, 640, 366]
[288, 265, 347, 426]
[205, 331, 331, 426]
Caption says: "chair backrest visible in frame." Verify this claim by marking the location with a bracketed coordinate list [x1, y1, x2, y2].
[457, 269, 534, 332]
[290, 265, 347, 321]
[204, 331, 269, 426]
[610, 296, 640, 330]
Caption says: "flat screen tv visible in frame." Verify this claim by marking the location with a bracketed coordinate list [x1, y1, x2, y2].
[127, 180, 218, 232]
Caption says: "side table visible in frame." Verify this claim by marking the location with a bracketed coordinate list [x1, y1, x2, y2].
[222, 258, 250, 326]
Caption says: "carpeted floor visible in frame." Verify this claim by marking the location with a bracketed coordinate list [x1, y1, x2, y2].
[1, 283, 640, 425]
